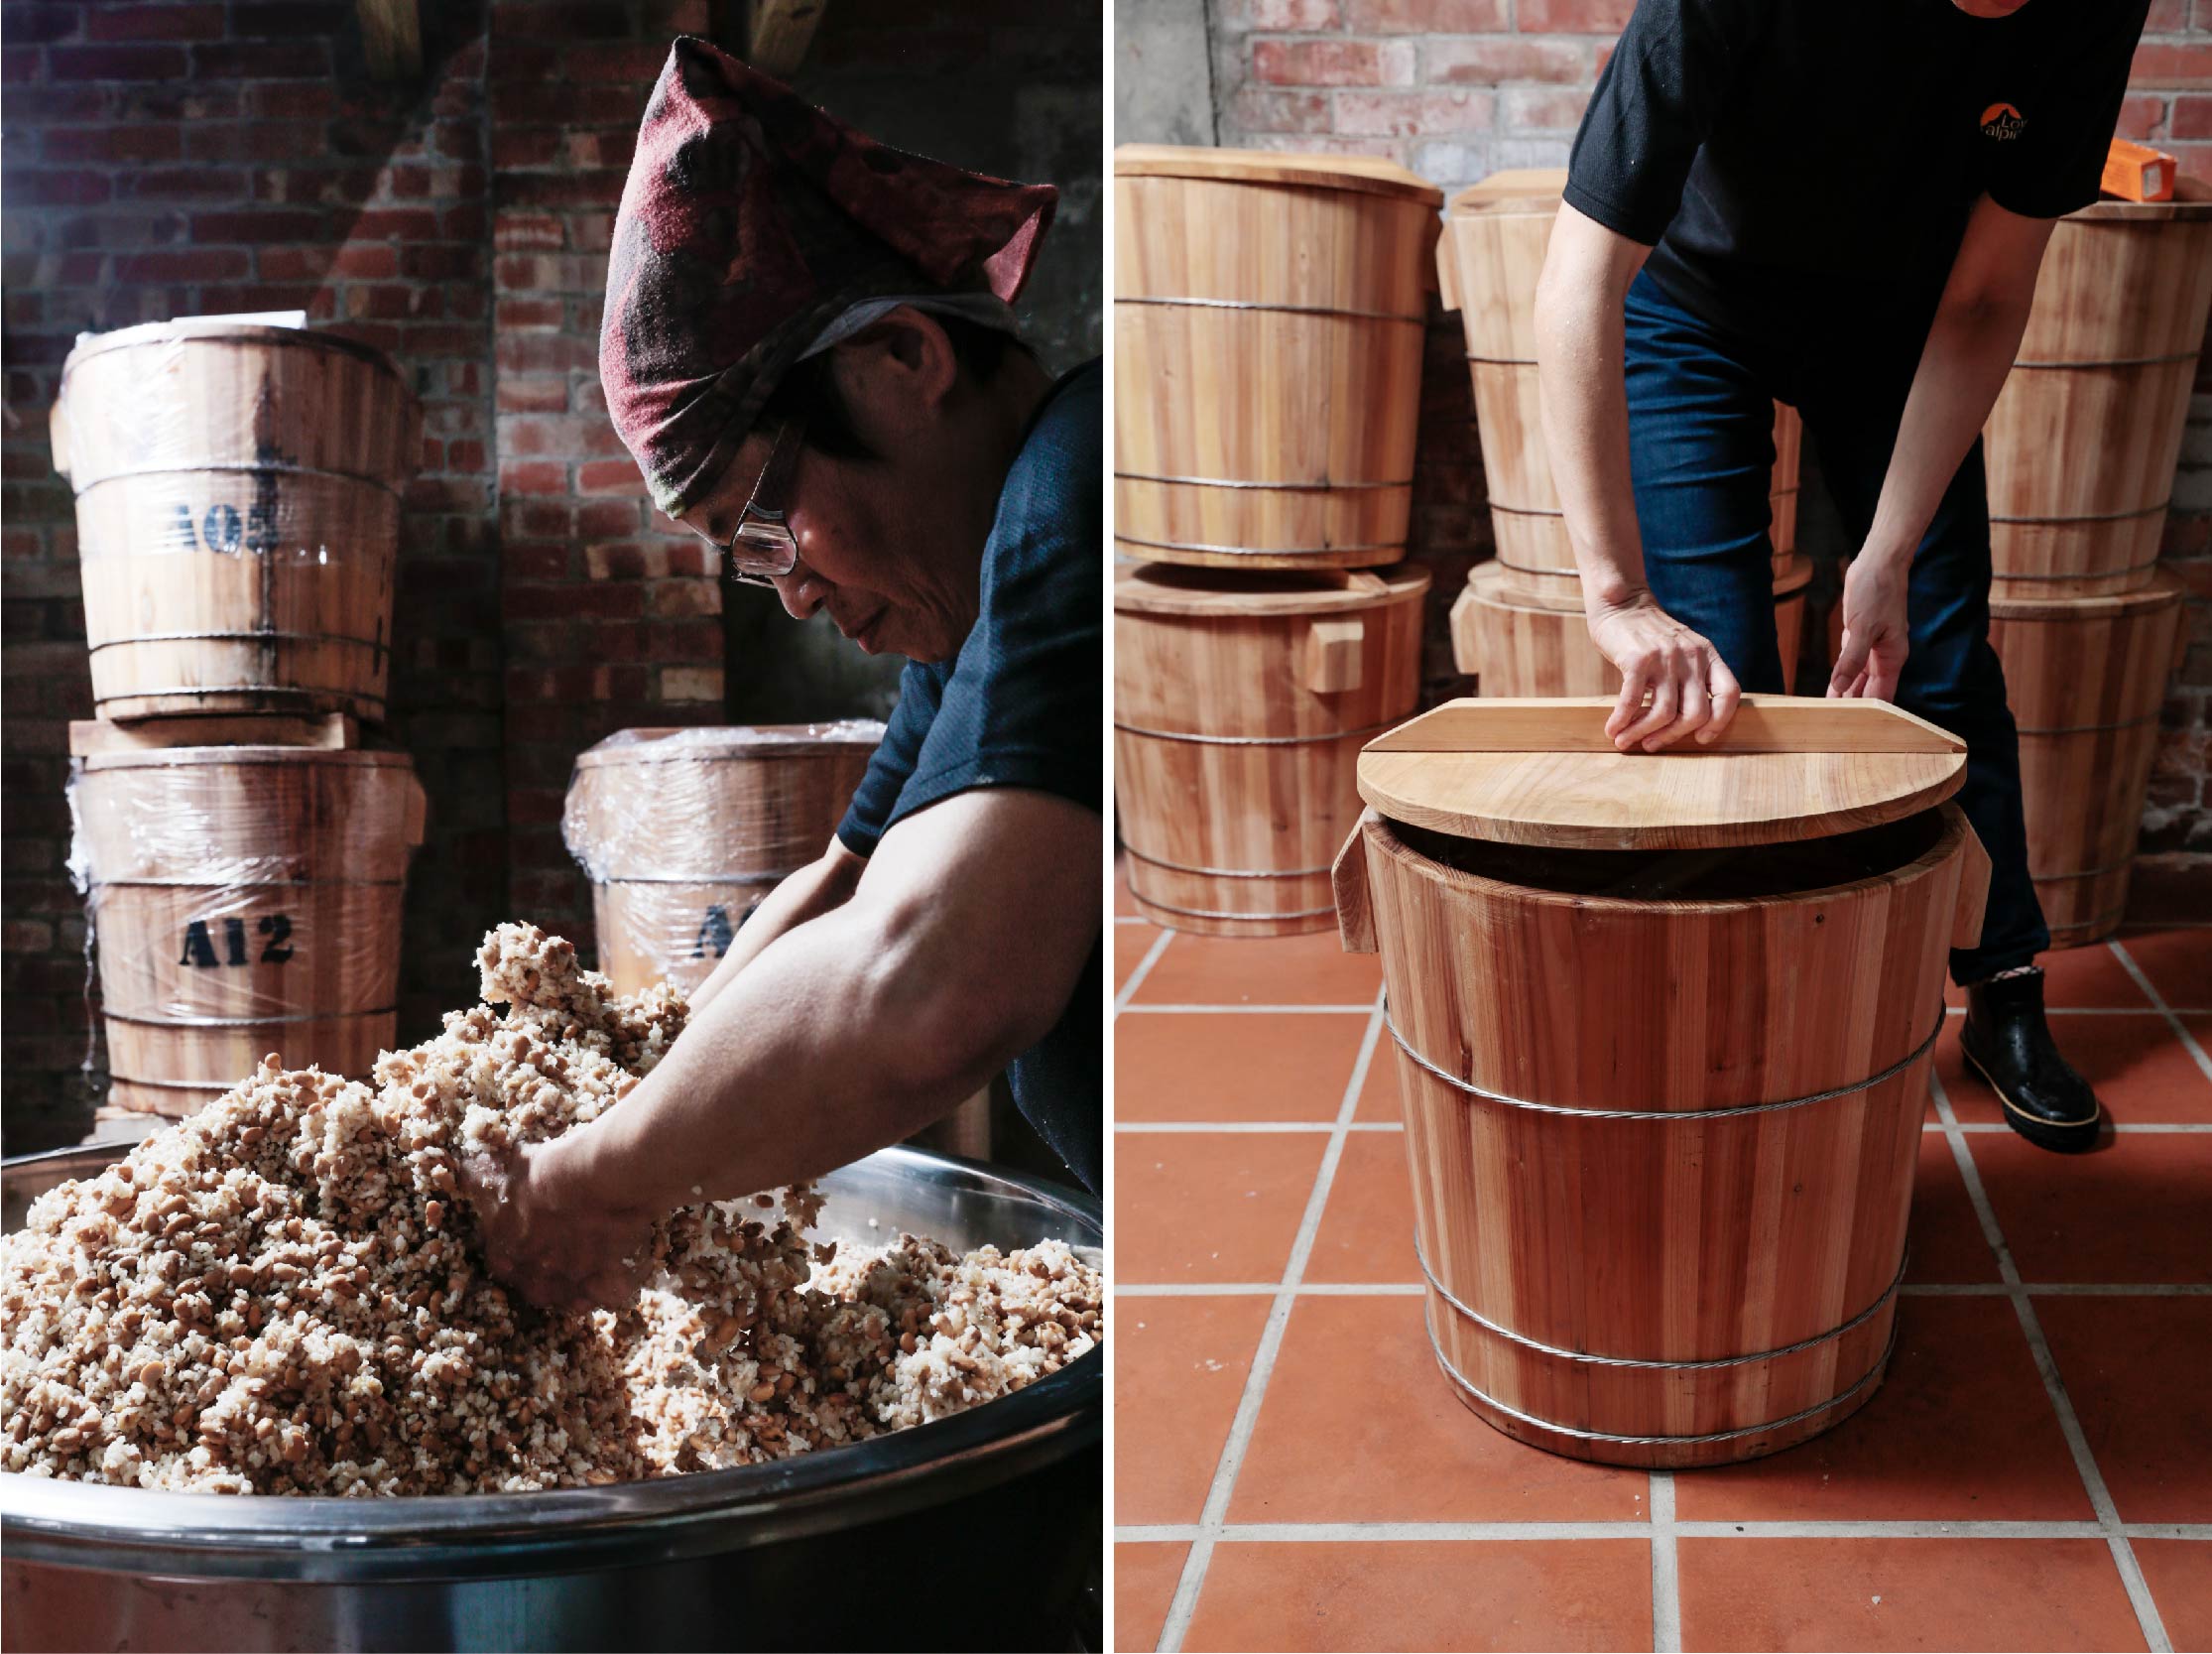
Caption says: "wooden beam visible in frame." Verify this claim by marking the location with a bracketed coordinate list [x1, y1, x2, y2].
[357, 0, 422, 80]
[748, 0, 825, 78]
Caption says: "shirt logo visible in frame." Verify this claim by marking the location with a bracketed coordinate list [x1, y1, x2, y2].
[1980, 102, 2026, 140]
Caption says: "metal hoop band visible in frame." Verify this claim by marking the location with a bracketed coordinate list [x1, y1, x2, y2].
[103, 1007, 396, 1029]
[1465, 352, 1537, 367]
[91, 878, 404, 891]
[1414, 1228, 1908, 1371]
[1114, 717, 1400, 748]
[1115, 470, 1413, 492]
[1423, 1302, 1898, 1448]
[2030, 856, 2137, 885]
[1122, 845, 1335, 880]
[76, 458, 405, 499]
[1987, 557, 2163, 583]
[1128, 895, 1340, 923]
[598, 871, 791, 888]
[87, 630, 383, 655]
[1114, 532, 1404, 559]
[1384, 1001, 1944, 1121]
[1989, 500, 2168, 526]
[2015, 714, 2159, 737]
[2010, 350, 2199, 369]
[1118, 295, 1426, 326]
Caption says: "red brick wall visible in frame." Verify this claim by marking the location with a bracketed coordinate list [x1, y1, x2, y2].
[1206, 0, 2212, 913]
[1, 0, 1102, 1150]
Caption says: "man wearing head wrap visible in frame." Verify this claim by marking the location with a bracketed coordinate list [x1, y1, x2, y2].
[466, 40, 1101, 1311]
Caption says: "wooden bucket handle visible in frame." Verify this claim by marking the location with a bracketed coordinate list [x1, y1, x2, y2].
[1304, 617, 1366, 694]
[1448, 582, 1483, 678]
[1951, 810, 1992, 952]
[403, 773, 429, 850]
[47, 397, 70, 483]
[1333, 809, 1379, 954]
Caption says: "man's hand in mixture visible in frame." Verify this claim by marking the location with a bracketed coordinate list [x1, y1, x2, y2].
[460, 1139, 656, 1315]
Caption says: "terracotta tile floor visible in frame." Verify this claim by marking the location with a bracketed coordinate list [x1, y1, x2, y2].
[1113, 897, 2212, 1653]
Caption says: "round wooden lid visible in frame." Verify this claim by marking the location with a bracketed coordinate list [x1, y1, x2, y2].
[572, 722, 887, 770]
[1357, 696, 1969, 850]
[1114, 143, 1444, 207]
[1115, 561, 1431, 618]
[77, 747, 416, 773]
[1444, 169, 1567, 217]
[61, 320, 408, 383]
[2065, 177, 2212, 222]
[1988, 566, 2185, 622]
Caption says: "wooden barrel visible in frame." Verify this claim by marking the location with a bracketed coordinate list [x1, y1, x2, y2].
[562, 723, 885, 996]
[1438, 175, 1803, 604]
[1337, 696, 1987, 1466]
[70, 748, 426, 1118]
[51, 320, 420, 722]
[1113, 145, 1442, 570]
[1988, 572, 2187, 949]
[1450, 554, 1811, 695]
[1115, 563, 1428, 935]
[1984, 185, 2212, 598]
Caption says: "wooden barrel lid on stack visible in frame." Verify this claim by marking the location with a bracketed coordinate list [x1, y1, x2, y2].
[52, 318, 427, 1121]
[1336, 696, 1987, 1465]
[1113, 145, 1444, 935]
[1979, 182, 2212, 946]
[1436, 171, 1812, 695]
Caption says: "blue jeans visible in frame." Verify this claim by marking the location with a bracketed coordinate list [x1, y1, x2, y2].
[1620, 269, 2047, 983]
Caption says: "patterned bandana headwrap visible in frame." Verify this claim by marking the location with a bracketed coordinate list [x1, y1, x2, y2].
[599, 38, 1058, 518]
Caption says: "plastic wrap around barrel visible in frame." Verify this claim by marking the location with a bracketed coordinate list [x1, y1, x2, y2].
[69, 748, 426, 1118]
[1114, 565, 1428, 936]
[1984, 188, 2212, 597]
[562, 724, 885, 996]
[1348, 790, 1978, 1466]
[1438, 178, 1804, 603]
[51, 321, 420, 722]
[1114, 147, 1442, 569]
[1451, 554, 1813, 694]
[1988, 572, 2188, 948]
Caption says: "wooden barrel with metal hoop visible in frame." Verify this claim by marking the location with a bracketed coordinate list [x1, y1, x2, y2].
[1113, 145, 1442, 570]
[50, 320, 419, 722]
[1335, 697, 1988, 1466]
[1451, 554, 1813, 695]
[1437, 174, 1804, 606]
[1115, 563, 1428, 935]
[1983, 185, 2212, 598]
[563, 724, 885, 998]
[1987, 572, 2187, 948]
[71, 747, 426, 1117]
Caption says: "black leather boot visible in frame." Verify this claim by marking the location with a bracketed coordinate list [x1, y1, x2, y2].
[1958, 966, 2101, 1153]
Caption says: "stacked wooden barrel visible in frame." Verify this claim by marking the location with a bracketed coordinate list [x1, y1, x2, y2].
[562, 724, 885, 997]
[1339, 697, 1987, 1465]
[1437, 173, 1812, 695]
[1113, 145, 1443, 935]
[1980, 185, 2212, 945]
[52, 318, 426, 1118]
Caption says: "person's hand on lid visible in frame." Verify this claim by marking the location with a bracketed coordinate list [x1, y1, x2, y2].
[1585, 588, 1744, 752]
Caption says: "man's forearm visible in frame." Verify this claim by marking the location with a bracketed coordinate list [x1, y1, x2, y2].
[1861, 293, 2034, 569]
[553, 890, 995, 1218]
[1533, 208, 1652, 611]
[685, 838, 863, 1014]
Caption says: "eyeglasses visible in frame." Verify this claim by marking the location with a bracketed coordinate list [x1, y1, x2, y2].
[720, 416, 806, 586]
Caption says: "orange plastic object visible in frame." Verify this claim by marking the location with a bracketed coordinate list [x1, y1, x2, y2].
[2102, 138, 2176, 203]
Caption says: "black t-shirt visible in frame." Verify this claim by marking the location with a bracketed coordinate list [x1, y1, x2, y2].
[1566, 0, 2150, 323]
[837, 358, 1103, 1192]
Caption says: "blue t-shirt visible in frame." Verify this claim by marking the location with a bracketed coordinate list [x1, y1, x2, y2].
[836, 358, 1102, 1191]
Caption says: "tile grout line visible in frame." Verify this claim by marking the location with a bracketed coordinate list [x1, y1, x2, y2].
[1649, 1470, 1681, 1653]
[1155, 987, 1390, 1654]
[1118, 1520, 2212, 1542]
[2109, 938, 2212, 1087]
[1114, 928, 1176, 1016]
[1930, 1057, 2173, 1653]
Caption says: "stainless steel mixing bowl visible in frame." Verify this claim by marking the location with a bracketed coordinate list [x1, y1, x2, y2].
[1, 1141, 1103, 1652]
